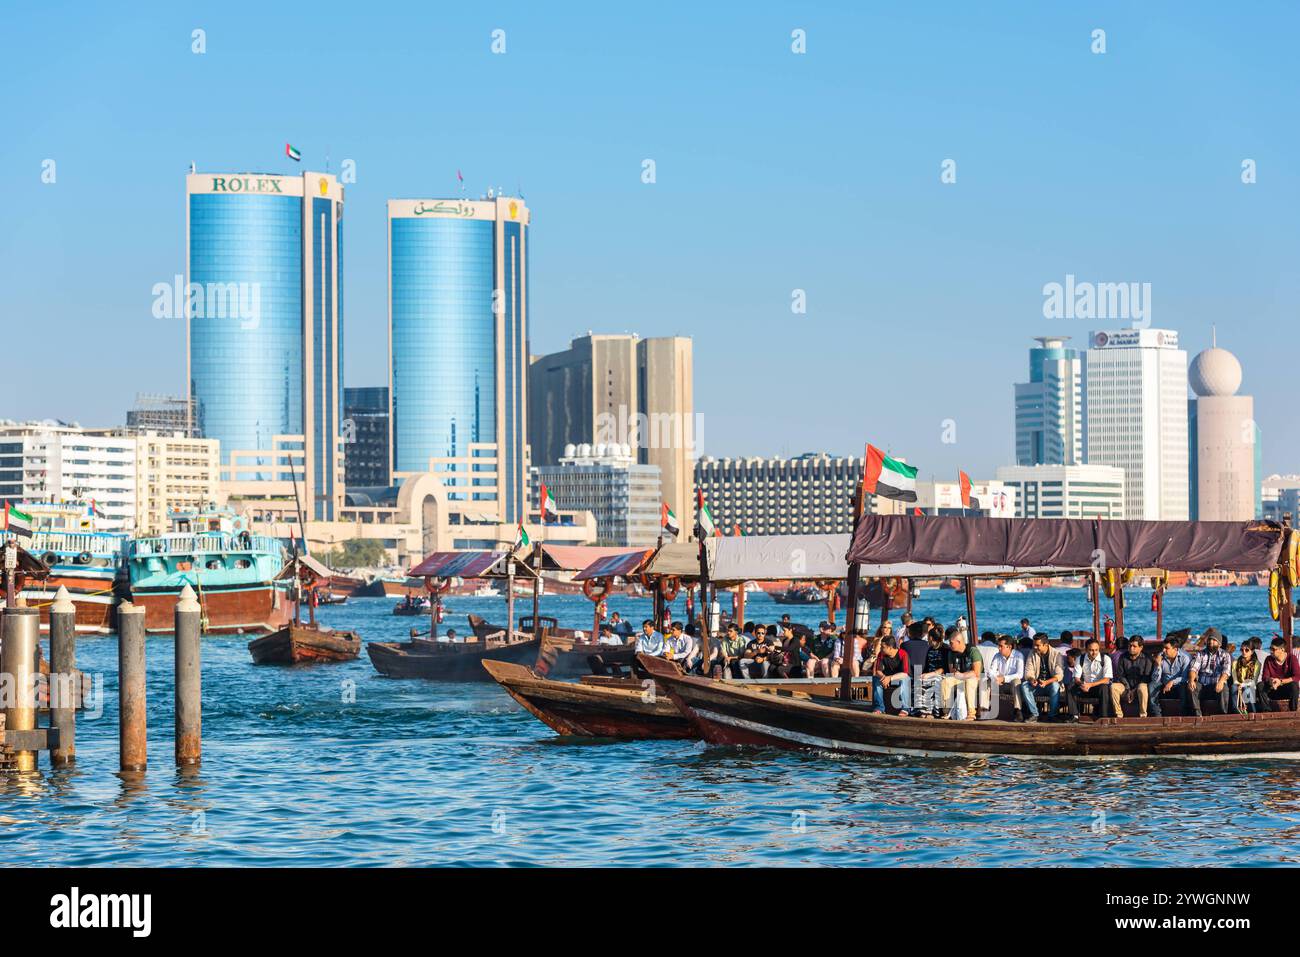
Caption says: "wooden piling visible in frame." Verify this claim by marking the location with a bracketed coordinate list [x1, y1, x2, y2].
[49, 586, 77, 767]
[117, 601, 147, 773]
[174, 584, 202, 767]
[2, 607, 40, 772]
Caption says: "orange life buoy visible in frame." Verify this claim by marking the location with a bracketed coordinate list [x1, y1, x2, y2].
[657, 576, 681, 602]
[424, 576, 452, 596]
[583, 577, 611, 602]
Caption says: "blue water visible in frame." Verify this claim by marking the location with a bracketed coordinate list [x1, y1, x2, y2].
[3, 586, 1299, 866]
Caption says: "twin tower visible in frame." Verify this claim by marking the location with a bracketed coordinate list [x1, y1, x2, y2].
[185, 171, 529, 526]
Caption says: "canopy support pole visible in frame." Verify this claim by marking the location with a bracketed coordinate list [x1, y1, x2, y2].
[1154, 581, 1164, 646]
[1112, 578, 1125, 649]
[1283, 518, 1295, 653]
[735, 582, 746, 634]
[839, 488, 866, 703]
[1090, 573, 1101, 643]
[530, 541, 542, 639]
[506, 557, 517, 643]
[964, 576, 977, 641]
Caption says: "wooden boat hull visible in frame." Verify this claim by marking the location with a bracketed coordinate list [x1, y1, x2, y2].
[18, 582, 118, 635]
[130, 583, 291, 635]
[358, 577, 423, 597]
[367, 636, 542, 681]
[537, 635, 636, 678]
[639, 655, 1300, 759]
[483, 661, 694, 738]
[248, 622, 361, 664]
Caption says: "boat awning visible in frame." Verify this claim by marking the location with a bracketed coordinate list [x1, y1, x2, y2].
[642, 542, 708, 579]
[276, 553, 334, 582]
[1, 540, 51, 578]
[573, 549, 655, 581]
[531, 544, 646, 573]
[847, 515, 1285, 574]
[409, 551, 506, 579]
[709, 534, 850, 585]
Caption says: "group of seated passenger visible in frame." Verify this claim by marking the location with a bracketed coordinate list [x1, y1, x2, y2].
[627, 611, 1300, 721]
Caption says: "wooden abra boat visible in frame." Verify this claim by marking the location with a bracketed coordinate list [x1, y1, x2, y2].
[248, 621, 361, 664]
[526, 616, 636, 678]
[639, 654, 1300, 758]
[368, 634, 542, 681]
[484, 660, 694, 738]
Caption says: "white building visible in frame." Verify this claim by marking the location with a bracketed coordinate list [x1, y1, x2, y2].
[1014, 336, 1082, 466]
[532, 443, 661, 547]
[995, 464, 1126, 520]
[0, 421, 137, 530]
[1083, 328, 1189, 520]
[134, 431, 221, 535]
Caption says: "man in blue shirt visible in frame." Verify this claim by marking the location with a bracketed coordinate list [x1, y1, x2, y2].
[635, 619, 665, 657]
[1017, 618, 1037, 641]
[1149, 639, 1193, 716]
[1188, 628, 1232, 716]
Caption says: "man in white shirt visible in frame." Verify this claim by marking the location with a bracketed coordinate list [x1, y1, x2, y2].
[1017, 618, 1037, 641]
[985, 635, 1025, 720]
[663, 622, 693, 664]
[1066, 637, 1113, 721]
[597, 623, 623, 645]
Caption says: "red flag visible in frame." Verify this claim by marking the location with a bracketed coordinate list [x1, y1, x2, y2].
[913, 507, 922, 516]
[958, 470, 972, 509]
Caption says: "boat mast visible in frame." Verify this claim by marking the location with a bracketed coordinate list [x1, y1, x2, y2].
[839, 485, 866, 703]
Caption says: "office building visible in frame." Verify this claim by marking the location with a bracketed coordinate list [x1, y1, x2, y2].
[388, 195, 529, 525]
[914, 479, 1017, 518]
[994, 463, 1126, 519]
[1083, 328, 1189, 520]
[694, 453, 861, 536]
[529, 333, 695, 528]
[532, 443, 662, 547]
[1186, 338, 1255, 521]
[1014, 336, 1082, 466]
[186, 170, 345, 521]
[1262, 475, 1300, 523]
[343, 386, 391, 488]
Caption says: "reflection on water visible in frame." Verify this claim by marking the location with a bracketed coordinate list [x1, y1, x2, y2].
[2, 589, 1299, 866]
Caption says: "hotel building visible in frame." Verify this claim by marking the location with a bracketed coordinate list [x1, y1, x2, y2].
[388, 196, 529, 527]
[1083, 328, 1189, 520]
[693, 453, 862, 536]
[532, 443, 662, 547]
[186, 170, 345, 521]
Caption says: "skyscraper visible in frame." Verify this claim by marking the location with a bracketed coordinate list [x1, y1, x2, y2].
[1187, 337, 1255, 521]
[1083, 328, 1189, 520]
[388, 196, 529, 525]
[529, 334, 695, 528]
[186, 171, 344, 520]
[1014, 336, 1082, 465]
[343, 386, 391, 488]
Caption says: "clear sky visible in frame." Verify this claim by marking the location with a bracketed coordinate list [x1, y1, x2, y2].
[2, 1, 1296, 480]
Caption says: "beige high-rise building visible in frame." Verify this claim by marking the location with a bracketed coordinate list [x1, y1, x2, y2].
[134, 431, 221, 534]
[529, 334, 695, 531]
[1188, 340, 1255, 521]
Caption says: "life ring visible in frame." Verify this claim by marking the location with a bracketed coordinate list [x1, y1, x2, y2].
[75, 551, 92, 565]
[424, 576, 452, 596]
[40, 552, 59, 568]
[583, 577, 611, 602]
[1286, 533, 1300, 588]
[1269, 569, 1283, 622]
[657, 576, 681, 602]
[1101, 568, 1125, 599]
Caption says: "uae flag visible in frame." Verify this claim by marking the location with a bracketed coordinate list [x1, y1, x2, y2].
[696, 490, 717, 538]
[4, 502, 33, 539]
[539, 483, 557, 523]
[513, 523, 530, 549]
[661, 503, 680, 537]
[863, 444, 918, 502]
[285, 143, 301, 162]
[732, 524, 744, 537]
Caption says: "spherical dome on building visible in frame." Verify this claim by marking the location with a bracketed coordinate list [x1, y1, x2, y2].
[1189, 347, 1242, 397]
[563, 443, 576, 458]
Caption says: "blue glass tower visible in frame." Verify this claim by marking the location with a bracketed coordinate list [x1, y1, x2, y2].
[187, 172, 344, 520]
[388, 197, 529, 524]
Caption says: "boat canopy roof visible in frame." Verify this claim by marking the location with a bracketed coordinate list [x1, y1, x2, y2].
[641, 542, 708, 579]
[709, 534, 848, 586]
[847, 515, 1285, 575]
[1, 540, 52, 578]
[573, 548, 655, 581]
[275, 553, 333, 582]
[527, 544, 646, 573]
[408, 550, 540, 580]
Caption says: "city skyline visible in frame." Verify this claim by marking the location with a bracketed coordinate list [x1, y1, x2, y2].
[2, 3, 1298, 481]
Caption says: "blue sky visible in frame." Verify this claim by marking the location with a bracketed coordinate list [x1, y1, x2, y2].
[1, 1, 1296, 479]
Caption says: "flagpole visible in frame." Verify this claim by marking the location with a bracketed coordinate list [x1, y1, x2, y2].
[694, 494, 712, 653]
[839, 484, 866, 703]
